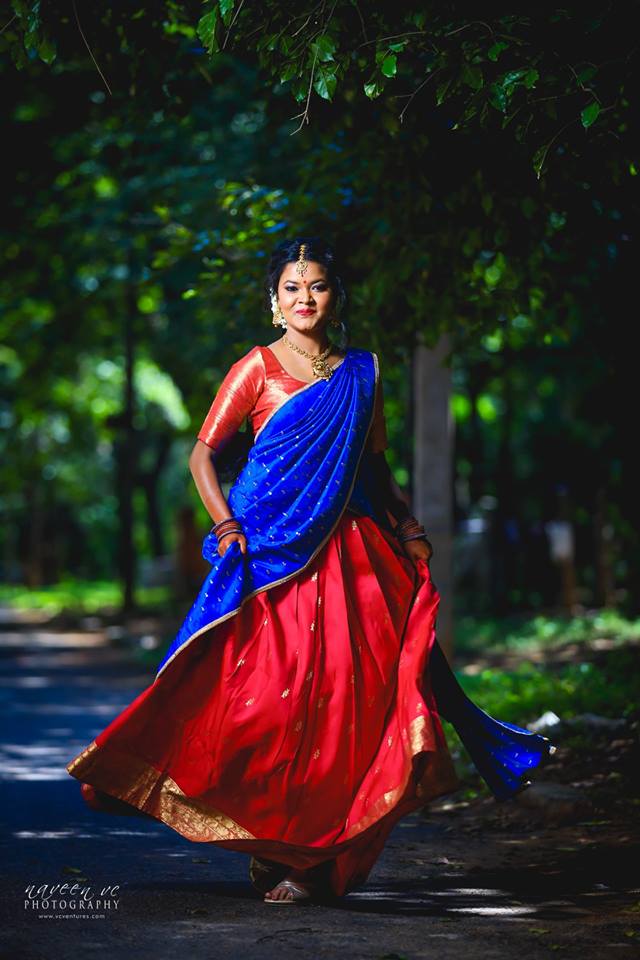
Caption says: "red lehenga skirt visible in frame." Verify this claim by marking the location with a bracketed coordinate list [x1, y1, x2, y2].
[67, 510, 461, 897]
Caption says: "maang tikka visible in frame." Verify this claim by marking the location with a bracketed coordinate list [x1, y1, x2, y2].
[296, 242, 309, 276]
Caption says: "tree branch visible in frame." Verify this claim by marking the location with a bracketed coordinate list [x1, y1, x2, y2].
[398, 67, 443, 123]
[289, 47, 318, 134]
[72, 0, 112, 96]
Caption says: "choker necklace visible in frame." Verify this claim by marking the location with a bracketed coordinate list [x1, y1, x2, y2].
[282, 334, 334, 379]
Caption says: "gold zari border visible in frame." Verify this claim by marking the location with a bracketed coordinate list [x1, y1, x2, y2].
[342, 713, 461, 840]
[67, 741, 256, 842]
[67, 707, 460, 849]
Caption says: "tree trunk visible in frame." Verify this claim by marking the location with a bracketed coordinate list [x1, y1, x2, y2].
[412, 335, 454, 661]
[117, 282, 137, 614]
[138, 437, 172, 558]
[594, 486, 615, 608]
[25, 477, 45, 588]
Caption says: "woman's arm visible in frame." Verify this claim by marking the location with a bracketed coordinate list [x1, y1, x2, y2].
[189, 441, 247, 556]
[190, 348, 264, 556]
[188, 441, 237, 525]
[369, 450, 433, 565]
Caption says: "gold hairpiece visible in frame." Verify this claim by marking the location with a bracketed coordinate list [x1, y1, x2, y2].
[296, 243, 308, 276]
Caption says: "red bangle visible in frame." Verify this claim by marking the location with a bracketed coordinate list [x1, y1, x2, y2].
[217, 528, 243, 543]
[394, 516, 427, 542]
[211, 517, 242, 535]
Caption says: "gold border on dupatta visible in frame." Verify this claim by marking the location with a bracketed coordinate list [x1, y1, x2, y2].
[154, 350, 380, 681]
[67, 740, 256, 842]
[253, 349, 347, 442]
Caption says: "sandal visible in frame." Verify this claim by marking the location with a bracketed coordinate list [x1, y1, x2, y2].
[249, 856, 287, 895]
[263, 878, 313, 904]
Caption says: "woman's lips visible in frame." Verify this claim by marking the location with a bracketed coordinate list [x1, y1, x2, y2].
[296, 310, 316, 316]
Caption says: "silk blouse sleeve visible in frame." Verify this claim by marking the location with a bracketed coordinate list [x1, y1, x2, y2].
[369, 359, 389, 454]
[196, 346, 265, 452]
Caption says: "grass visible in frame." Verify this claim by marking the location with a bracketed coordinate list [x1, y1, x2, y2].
[0, 579, 172, 616]
[455, 609, 640, 654]
[455, 648, 639, 724]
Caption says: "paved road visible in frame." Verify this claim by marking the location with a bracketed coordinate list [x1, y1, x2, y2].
[0, 617, 637, 959]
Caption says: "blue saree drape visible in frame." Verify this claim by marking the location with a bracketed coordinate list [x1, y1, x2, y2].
[157, 345, 554, 801]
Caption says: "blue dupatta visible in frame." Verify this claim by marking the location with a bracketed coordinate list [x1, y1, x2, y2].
[156, 345, 555, 801]
[156, 347, 379, 678]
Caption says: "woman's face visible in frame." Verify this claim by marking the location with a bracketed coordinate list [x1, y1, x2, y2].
[276, 260, 336, 336]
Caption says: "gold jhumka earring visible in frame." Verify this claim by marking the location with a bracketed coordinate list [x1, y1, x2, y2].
[270, 289, 286, 328]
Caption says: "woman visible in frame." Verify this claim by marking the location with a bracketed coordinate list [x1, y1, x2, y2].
[67, 237, 555, 905]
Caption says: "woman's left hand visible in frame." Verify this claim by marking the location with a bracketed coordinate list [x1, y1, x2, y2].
[402, 537, 433, 567]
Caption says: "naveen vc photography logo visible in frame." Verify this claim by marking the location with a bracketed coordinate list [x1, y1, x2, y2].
[24, 881, 121, 920]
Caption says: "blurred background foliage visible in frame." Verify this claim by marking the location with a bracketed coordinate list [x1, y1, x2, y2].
[1, 2, 637, 664]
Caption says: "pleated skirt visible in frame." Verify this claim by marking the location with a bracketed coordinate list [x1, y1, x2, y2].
[67, 509, 465, 896]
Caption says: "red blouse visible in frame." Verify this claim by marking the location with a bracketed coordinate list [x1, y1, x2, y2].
[197, 345, 388, 455]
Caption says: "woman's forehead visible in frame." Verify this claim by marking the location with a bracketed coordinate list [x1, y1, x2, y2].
[280, 261, 328, 282]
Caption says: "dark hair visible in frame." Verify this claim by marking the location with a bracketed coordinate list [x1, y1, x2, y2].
[265, 236, 350, 351]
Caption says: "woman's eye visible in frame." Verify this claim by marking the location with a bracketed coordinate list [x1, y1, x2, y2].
[285, 285, 326, 291]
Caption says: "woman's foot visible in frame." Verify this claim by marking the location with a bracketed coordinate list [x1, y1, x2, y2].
[249, 856, 288, 894]
[264, 868, 313, 904]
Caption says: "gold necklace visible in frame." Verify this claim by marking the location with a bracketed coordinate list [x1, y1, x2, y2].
[282, 334, 335, 379]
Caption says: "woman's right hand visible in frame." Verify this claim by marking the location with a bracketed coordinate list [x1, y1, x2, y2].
[217, 532, 247, 557]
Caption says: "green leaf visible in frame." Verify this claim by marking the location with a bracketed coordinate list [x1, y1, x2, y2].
[279, 61, 300, 83]
[502, 69, 529, 89]
[290, 78, 308, 102]
[490, 68, 535, 113]
[487, 41, 509, 61]
[38, 35, 56, 64]
[576, 65, 597, 84]
[311, 34, 337, 62]
[533, 143, 549, 179]
[462, 63, 483, 90]
[219, 0, 235, 27]
[381, 53, 397, 78]
[581, 101, 600, 128]
[256, 33, 278, 53]
[436, 77, 453, 105]
[485, 263, 502, 287]
[364, 80, 383, 99]
[197, 9, 219, 54]
[489, 82, 507, 113]
[313, 64, 337, 100]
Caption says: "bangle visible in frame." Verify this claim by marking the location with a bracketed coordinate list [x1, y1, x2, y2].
[216, 528, 244, 544]
[211, 517, 242, 535]
[212, 516, 239, 530]
[395, 517, 422, 530]
[210, 515, 244, 545]
[394, 516, 424, 534]
[394, 516, 430, 544]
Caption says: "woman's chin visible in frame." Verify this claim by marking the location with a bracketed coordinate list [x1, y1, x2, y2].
[287, 316, 328, 334]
